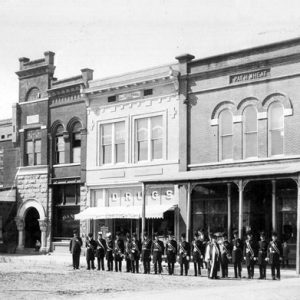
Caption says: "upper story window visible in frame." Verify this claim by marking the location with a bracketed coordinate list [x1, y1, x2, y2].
[71, 122, 82, 163]
[55, 125, 65, 164]
[26, 87, 41, 102]
[243, 106, 258, 158]
[135, 115, 163, 162]
[268, 102, 284, 156]
[219, 109, 233, 161]
[100, 121, 125, 165]
[25, 129, 41, 166]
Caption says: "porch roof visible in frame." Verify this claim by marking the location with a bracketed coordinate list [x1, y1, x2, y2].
[140, 160, 300, 184]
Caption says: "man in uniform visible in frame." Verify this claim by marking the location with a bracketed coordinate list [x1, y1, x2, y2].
[96, 231, 107, 271]
[86, 232, 97, 270]
[267, 232, 283, 280]
[220, 233, 231, 278]
[130, 233, 141, 273]
[232, 229, 243, 278]
[257, 231, 268, 279]
[151, 233, 165, 274]
[243, 230, 258, 279]
[69, 229, 82, 270]
[125, 233, 132, 272]
[106, 232, 114, 271]
[114, 231, 125, 272]
[141, 232, 152, 274]
[192, 232, 203, 276]
[178, 233, 190, 276]
[207, 233, 221, 279]
[165, 232, 177, 275]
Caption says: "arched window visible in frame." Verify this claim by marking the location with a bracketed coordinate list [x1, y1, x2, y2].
[268, 102, 284, 156]
[26, 87, 41, 102]
[55, 125, 65, 164]
[219, 109, 233, 161]
[71, 122, 82, 163]
[243, 106, 258, 158]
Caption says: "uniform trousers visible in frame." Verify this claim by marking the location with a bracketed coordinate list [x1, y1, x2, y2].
[114, 258, 122, 272]
[97, 256, 105, 270]
[247, 261, 255, 278]
[131, 259, 139, 273]
[107, 259, 113, 271]
[180, 259, 189, 276]
[259, 264, 266, 279]
[72, 252, 80, 269]
[168, 262, 175, 275]
[271, 263, 280, 279]
[126, 257, 132, 272]
[233, 262, 242, 278]
[193, 261, 201, 276]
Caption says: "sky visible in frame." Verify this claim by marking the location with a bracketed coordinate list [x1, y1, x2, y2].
[1, 0, 300, 119]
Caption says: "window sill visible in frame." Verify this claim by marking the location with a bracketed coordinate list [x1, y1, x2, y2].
[53, 163, 81, 168]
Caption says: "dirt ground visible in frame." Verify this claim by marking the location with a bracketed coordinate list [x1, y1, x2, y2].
[0, 256, 300, 300]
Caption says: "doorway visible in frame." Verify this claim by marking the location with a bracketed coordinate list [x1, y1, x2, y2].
[25, 207, 41, 248]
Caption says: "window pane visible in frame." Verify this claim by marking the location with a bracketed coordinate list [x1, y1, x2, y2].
[72, 147, 81, 163]
[115, 122, 125, 143]
[64, 185, 76, 205]
[102, 124, 112, 144]
[220, 110, 232, 135]
[35, 153, 41, 165]
[271, 130, 284, 156]
[151, 116, 163, 139]
[103, 145, 112, 164]
[115, 143, 125, 163]
[27, 154, 34, 166]
[222, 136, 232, 160]
[136, 118, 148, 141]
[270, 103, 284, 130]
[138, 141, 148, 161]
[152, 139, 162, 159]
[245, 132, 257, 158]
[56, 125, 64, 134]
[26, 141, 33, 154]
[35, 140, 41, 153]
[57, 136, 65, 152]
[244, 106, 257, 132]
[72, 122, 82, 133]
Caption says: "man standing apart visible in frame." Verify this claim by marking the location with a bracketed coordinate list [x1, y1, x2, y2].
[69, 229, 82, 270]
[96, 231, 107, 271]
[267, 232, 283, 280]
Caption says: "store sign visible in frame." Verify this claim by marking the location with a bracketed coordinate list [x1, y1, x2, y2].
[26, 114, 39, 124]
[229, 69, 270, 84]
[118, 91, 141, 101]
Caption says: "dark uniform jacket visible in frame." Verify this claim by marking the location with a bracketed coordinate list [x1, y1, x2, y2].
[257, 240, 268, 265]
[96, 238, 107, 258]
[125, 240, 131, 260]
[86, 238, 97, 260]
[106, 239, 114, 261]
[178, 241, 191, 264]
[69, 236, 82, 254]
[165, 239, 177, 263]
[114, 238, 125, 260]
[151, 240, 165, 263]
[268, 240, 283, 265]
[192, 240, 204, 262]
[129, 240, 141, 260]
[141, 238, 152, 261]
[232, 238, 243, 263]
[220, 240, 232, 263]
[243, 239, 258, 266]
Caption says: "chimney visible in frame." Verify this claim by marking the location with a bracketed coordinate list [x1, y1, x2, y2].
[18, 57, 30, 70]
[81, 68, 94, 87]
[44, 51, 55, 65]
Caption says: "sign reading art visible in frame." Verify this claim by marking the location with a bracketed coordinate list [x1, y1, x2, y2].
[230, 69, 270, 84]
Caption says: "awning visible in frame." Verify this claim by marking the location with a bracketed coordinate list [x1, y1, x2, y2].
[74, 204, 176, 220]
[0, 188, 16, 202]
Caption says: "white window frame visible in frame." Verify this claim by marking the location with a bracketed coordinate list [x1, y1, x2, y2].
[243, 105, 258, 159]
[218, 109, 233, 162]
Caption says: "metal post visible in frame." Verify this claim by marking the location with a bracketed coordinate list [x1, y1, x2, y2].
[227, 183, 232, 241]
[186, 182, 191, 242]
[141, 183, 146, 241]
[238, 180, 243, 239]
[296, 175, 300, 275]
[272, 180, 276, 232]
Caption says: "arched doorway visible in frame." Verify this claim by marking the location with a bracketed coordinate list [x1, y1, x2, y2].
[24, 207, 40, 248]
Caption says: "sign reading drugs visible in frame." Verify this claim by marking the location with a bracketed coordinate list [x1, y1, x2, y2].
[147, 187, 174, 206]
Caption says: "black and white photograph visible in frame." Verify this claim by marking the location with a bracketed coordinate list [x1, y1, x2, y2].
[0, 0, 300, 299]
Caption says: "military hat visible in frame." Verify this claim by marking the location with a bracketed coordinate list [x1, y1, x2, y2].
[222, 232, 228, 238]
[271, 231, 278, 237]
[194, 231, 199, 237]
[126, 233, 131, 238]
[246, 230, 253, 236]
[88, 232, 93, 238]
[181, 233, 186, 238]
[132, 233, 137, 238]
[233, 229, 238, 235]
[153, 232, 159, 237]
[143, 232, 148, 237]
[260, 231, 266, 237]
[73, 229, 78, 234]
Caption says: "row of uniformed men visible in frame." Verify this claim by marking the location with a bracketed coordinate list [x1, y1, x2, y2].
[69, 229, 283, 280]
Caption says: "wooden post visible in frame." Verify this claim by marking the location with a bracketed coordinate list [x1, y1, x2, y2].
[238, 180, 243, 239]
[141, 182, 146, 241]
[186, 182, 191, 242]
[272, 180, 277, 232]
[227, 183, 232, 241]
[296, 175, 300, 275]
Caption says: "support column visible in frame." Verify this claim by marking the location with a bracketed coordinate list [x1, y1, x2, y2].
[15, 217, 25, 250]
[272, 180, 277, 232]
[141, 182, 146, 241]
[227, 183, 232, 241]
[38, 219, 48, 252]
[296, 175, 300, 275]
[186, 182, 191, 242]
[238, 180, 244, 239]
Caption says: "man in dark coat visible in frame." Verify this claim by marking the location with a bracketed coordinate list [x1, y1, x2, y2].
[106, 232, 114, 271]
[130, 233, 141, 273]
[151, 233, 164, 274]
[243, 230, 258, 279]
[69, 229, 82, 270]
[258, 231, 268, 279]
[267, 232, 283, 280]
[192, 232, 204, 276]
[178, 233, 190, 276]
[125, 233, 132, 272]
[141, 232, 152, 274]
[96, 231, 107, 271]
[114, 231, 125, 272]
[232, 229, 243, 278]
[86, 232, 97, 270]
[220, 233, 232, 278]
[165, 232, 177, 275]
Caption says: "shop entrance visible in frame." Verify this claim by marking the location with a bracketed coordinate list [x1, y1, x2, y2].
[24, 207, 41, 248]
